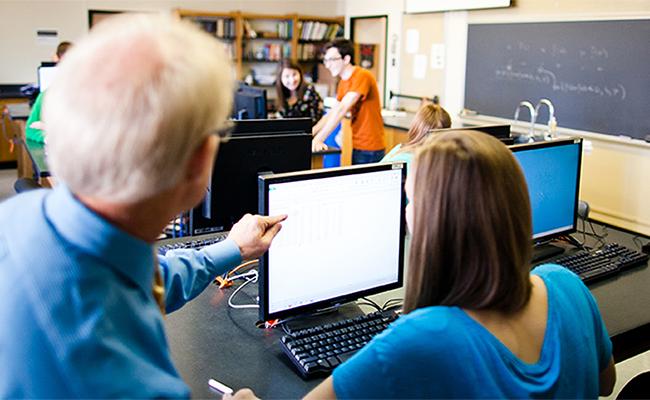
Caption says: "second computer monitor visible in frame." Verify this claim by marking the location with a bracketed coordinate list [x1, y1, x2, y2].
[233, 82, 267, 119]
[258, 163, 407, 321]
[189, 119, 313, 235]
[510, 138, 583, 242]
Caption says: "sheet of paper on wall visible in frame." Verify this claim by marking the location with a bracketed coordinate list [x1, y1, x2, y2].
[430, 44, 445, 69]
[413, 54, 427, 79]
[406, 29, 419, 54]
[36, 30, 58, 46]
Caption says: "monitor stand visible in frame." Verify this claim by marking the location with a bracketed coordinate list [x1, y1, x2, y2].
[532, 243, 565, 264]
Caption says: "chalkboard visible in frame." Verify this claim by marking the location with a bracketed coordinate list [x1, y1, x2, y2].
[464, 19, 650, 141]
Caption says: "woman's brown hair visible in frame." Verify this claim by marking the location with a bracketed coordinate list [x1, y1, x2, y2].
[275, 59, 307, 111]
[400, 104, 451, 153]
[403, 130, 533, 315]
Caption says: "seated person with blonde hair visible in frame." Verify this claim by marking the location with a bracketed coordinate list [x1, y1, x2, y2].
[381, 103, 451, 172]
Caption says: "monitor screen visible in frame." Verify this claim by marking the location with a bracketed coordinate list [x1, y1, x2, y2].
[510, 138, 583, 241]
[258, 163, 407, 321]
[37, 65, 58, 91]
[189, 119, 312, 235]
[233, 82, 267, 119]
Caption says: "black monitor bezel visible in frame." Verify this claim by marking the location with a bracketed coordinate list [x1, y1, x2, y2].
[229, 118, 312, 137]
[258, 163, 408, 322]
[509, 137, 583, 243]
[432, 124, 512, 139]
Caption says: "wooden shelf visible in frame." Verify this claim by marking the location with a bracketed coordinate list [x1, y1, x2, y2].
[242, 58, 282, 63]
[174, 8, 344, 85]
[242, 36, 291, 41]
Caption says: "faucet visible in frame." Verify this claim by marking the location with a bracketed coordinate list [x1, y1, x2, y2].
[513, 101, 536, 142]
[535, 98, 557, 140]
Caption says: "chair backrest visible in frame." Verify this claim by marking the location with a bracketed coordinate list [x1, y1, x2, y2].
[14, 177, 42, 194]
[617, 370, 650, 399]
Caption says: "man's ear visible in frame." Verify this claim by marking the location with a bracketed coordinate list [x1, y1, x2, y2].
[185, 135, 218, 184]
[343, 54, 352, 65]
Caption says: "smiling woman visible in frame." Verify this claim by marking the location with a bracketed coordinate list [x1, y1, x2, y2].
[275, 59, 323, 126]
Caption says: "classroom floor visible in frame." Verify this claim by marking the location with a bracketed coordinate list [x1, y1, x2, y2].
[0, 167, 647, 396]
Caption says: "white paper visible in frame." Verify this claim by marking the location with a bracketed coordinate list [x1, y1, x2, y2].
[413, 54, 427, 79]
[36, 30, 58, 46]
[406, 29, 419, 54]
[430, 43, 445, 69]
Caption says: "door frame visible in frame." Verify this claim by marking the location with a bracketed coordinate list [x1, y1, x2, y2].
[350, 15, 389, 106]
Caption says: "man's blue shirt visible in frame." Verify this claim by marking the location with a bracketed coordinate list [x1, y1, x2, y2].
[0, 186, 241, 397]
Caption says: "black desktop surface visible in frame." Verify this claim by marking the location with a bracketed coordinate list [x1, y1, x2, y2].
[165, 221, 650, 398]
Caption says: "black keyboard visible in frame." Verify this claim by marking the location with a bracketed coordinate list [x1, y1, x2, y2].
[156, 232, 228, 256]
[550, 243, 648, 283]
[280, 310, 398, 378]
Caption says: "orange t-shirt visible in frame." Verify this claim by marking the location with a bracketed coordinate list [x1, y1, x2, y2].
[337, 66, 386, 151]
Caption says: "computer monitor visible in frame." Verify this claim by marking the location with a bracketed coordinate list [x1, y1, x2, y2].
[188, 119, 313, 236]
[37, 65, 58, 91]
[433, 125, 513, 144]
[233, 82, 267, 119]
[229, 118, 312, 137]
[258, 163, 407, 321]
[510, 138, 583, 242]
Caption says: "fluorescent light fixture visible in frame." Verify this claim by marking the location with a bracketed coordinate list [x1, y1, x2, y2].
[405, 0, 511, 14]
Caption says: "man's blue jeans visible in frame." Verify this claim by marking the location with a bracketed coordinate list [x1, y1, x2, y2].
[352, 149, 385, 165]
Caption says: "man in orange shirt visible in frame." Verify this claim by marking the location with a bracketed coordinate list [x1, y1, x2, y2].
[312, 39, 386, 164]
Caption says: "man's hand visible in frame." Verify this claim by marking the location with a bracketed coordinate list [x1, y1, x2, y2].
[228, 214, 287, 260]
[312, 139, 328, 152]
[223, 388, 259, 400]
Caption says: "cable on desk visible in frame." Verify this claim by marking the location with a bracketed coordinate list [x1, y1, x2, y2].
[587, 220, 608, 249]
[227, 270, 259, 309]
[215, 260, 258, 288]
[358, 297, 382, 312]
[382, 298, 403, 311]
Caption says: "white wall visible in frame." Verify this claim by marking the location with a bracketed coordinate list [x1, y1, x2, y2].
[0, 0, 345, 84]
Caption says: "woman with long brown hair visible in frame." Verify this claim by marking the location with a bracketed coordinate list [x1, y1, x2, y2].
[229, 130, 616, 400]
[275, 60, 323, 125]
[304, 130, 616, 398]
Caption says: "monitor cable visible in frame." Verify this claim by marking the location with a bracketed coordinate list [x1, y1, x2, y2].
[213, 260, 260, 310]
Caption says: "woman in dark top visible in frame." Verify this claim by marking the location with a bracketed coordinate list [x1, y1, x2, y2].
[275, 60, 324, 126]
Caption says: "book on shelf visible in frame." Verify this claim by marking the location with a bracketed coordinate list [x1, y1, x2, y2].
[298, 21, 343, 41]
[244, 20, 292, 40]
[188, 17, 235, 39]
[245, 43, 291, 61]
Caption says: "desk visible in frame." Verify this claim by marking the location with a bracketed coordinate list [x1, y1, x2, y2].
[164, 223, 650, 398]
[22, 139, 49, 178]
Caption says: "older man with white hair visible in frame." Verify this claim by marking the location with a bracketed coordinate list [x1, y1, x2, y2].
[0, 14, 285, 398]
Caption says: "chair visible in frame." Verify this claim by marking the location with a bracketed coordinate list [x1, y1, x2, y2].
[14, 177, 43, 193]
[617, 371, 650, 399]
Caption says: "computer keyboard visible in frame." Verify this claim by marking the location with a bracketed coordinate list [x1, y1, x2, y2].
[549, 243, 648, 283]
[280, 310, 398, 378]
[156, 232, 228, 255]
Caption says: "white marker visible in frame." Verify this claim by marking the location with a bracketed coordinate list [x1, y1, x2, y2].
[208, 378, 234, 395]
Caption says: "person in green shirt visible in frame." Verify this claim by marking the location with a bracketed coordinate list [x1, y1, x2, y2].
[25, 41, 72, 143]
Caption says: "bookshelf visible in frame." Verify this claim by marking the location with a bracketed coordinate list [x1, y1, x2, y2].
[175, 10, 342, 78]
[173, 10, 344, 104]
